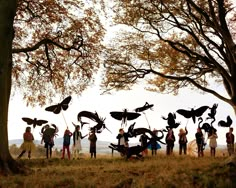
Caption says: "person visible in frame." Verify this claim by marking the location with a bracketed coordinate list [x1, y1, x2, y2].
[88, 129, 97, 158]
[195, 127, 204, 157]
[208, 128, 218, 157]
[226, 127, 234, 156]
[41, 124, 58, 159]
[61, 128, 73, 160]
[165, 128, 175, 155]
[17, 127, 35, 159]
[150, 129, 159, 156]
[116, 128, 129, 156]
[72, 125, 88, 159]
[178, 127, 188, 155]
[139, 133, 148, 156]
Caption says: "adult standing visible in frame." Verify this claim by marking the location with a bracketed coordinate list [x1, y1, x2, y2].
[226, 127, 234, 156]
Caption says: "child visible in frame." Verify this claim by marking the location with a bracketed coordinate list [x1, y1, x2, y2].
[165, 128, 175, 155]
[178, 127, 188, 155]
[17, 126, 35, 159]
[208, 128, 218, 157]
[116, 128, 129, 156]
[41, 124, 58, 159]
[88, 129, 97, 158]
[226, 127, 234, 156]
[72, 125, 88, 159]
[61, 128, 73, 159]
[195, 127, 204, 157]
[150, 129, 158, 156]
[139, 133, 148, 156]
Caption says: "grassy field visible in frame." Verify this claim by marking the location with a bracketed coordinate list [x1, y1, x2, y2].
[1, 150, 236, 188]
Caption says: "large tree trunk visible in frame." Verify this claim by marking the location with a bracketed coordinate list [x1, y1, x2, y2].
[0, 0, 28, 175]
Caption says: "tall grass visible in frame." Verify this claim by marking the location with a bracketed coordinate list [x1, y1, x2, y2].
[1, 151, 236, 188]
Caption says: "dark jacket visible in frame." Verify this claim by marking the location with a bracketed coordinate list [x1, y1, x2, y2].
[116, 133, 129, 145]
[195, 132, 204, 145]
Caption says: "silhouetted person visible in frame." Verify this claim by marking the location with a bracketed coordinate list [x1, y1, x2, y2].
[18, 127, 35, 159]
[166, 128, 175, 155]
[226, 127, 234, 156]
[61, 128, 72, 160]
[208, 128, 218, 157]
[139, 133, 148, 156]
[195, 128, 204, 157]
[178, 127, 188, 155]
[116, 128, 129, 156]
[88, 130, 97, 158]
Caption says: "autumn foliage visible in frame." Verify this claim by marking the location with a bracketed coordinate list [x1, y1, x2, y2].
[102, 0, 236, 112]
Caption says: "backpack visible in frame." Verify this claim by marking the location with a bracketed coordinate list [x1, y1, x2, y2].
[63, 134, 71, 146]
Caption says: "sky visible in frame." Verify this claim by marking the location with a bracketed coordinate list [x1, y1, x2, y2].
[8, 83, 236, 147]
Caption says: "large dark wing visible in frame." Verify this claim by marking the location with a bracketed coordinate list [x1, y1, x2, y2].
[194, 106, 209, 117]
[45, 104, 61, 114]
[126, 112, 141, 120]
[110, 112, 123, 120]
[36, 120, 48, 126]
[61, 96, 72, 111]
[176, 109, 192, 118]
[22, 117, 34, 125]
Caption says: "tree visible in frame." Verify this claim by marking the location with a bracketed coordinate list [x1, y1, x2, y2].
[0, 0, 105, 175]
[102, 0, 236, 112]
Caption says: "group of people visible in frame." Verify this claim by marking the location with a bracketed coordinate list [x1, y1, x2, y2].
[165, 127, 235, 157]
[17, 124, 235, 159]
[17, 124, 97, 160]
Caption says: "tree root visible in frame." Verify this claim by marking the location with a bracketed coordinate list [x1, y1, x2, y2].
[0, 158, 33, 176]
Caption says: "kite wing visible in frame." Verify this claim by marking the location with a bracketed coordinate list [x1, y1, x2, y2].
[176, 109, 192, 118]
[22, 117, 34, 125]
[45, 104, 61, 114]
[110, 112, 123, 120]
[194, 106, 209, 117]
[126, 112, 141, 120]
[36, 120, 48, 126]
[61, 96, 72, 111]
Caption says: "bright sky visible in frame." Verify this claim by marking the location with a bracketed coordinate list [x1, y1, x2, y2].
[8, 83, 236, 146]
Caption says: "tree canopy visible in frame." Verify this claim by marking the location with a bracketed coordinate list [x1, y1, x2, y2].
[102, 0, 236, 112]
[0, 0, 105, 175]
[12, 0, 105, 105]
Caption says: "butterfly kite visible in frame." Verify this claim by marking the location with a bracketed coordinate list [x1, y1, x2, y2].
[22, 117, 48, 128]
[177, 106, 209, 123]
[45, 96, 72, 114]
